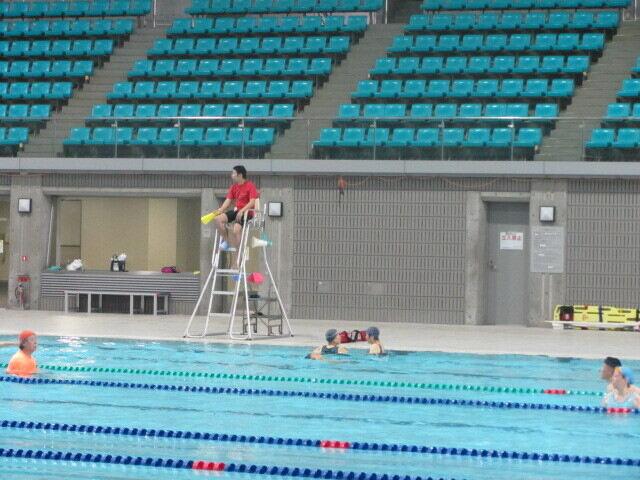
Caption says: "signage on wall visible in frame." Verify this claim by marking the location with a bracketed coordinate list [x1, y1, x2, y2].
[500, 231, 524, 250]
[531, 226, 565, 273]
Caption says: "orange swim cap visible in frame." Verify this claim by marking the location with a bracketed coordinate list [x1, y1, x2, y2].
[19, 330, 36, 343]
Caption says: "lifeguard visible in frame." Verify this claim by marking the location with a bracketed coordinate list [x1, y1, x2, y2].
[7, 330, 37, 376]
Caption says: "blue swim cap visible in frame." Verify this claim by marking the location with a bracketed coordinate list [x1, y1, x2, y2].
[325, 329, 338, 343]
[620, 367, 635, 385]
[366, 326, 380, 340]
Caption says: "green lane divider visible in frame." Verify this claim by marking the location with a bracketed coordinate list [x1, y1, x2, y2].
[0, 363, 602, 397]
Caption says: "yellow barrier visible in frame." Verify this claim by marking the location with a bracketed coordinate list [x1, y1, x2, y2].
[554, 305, 639, 324]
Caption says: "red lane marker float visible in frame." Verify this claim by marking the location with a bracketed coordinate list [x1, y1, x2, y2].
[607, 408, 632, 414]
[320, 440, 351, 449]
[192, 461, 225, 471]
[543, 389, 567, 395]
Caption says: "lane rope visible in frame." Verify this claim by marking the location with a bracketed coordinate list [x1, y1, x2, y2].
[1, 419, 639, 467]
[0, 446, 459, 480]
[0, 375, 630, 415]
[1, 362, 601, 397]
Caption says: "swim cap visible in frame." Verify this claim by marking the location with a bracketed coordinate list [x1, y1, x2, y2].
[604, 357, 622, 368]
[18, 330, 35, 343]
[620, 367, 635, 385]
[325, 329, 338, 343]
[366, 326, 380, 340]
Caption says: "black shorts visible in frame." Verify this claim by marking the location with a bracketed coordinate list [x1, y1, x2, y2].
[225, 209, 253, 226]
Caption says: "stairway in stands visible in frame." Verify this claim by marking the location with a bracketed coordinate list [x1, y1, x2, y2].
[20, 24, 165, 158]
[267, 22, 405, 159]
[534, 20, 640, 161]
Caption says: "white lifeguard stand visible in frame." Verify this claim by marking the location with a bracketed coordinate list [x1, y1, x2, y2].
[183, 202, 293, 340]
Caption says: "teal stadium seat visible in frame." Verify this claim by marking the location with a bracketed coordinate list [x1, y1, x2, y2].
[586, 128, 614, 148]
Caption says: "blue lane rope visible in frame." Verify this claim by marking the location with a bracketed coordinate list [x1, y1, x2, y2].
[0, 375, 632, 415]
[1, 419, 639, 468]
[0, 446, 460, 480]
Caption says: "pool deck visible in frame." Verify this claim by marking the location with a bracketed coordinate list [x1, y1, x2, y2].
[0, 309, 638, 360]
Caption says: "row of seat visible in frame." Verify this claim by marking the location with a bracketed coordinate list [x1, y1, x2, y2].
[604, 103, 640, 120]
[0, 82, 73, 101]
[0, 0, 151, 18]
[88, 103, 294, 121]
[128, 57, 332, 78]
[337, 102, 558, 122]
[0, 19, 134, 38]
[352, 78, 574, 100]
[314, 127, 543, 148]
[187, 0, 383, 15]
[168, 15, 367, 37]
[0, 127, 29, 146]
[407, 11, 619, 32]
[370, 55, 589, 76]
[0, 61, 93, 80]
[0, 39, 114, 58]
[107, 80, 314, 101]
[422, 0, 629, 10]
[0, 104, 50, 120]
[616, 79, 640, 98]
[389, 33, 605, 55]
[64, 126, 276, 147]
[587, 128, 640, 148]
[148, 36, 350, 57]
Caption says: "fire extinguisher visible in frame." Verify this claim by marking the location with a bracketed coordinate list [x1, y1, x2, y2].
[15, 283, 26, 309]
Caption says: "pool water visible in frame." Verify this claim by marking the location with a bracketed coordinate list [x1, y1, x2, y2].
[0, 336, 638, 480]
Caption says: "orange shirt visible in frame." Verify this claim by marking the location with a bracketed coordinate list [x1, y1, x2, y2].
[7, 349, 37, 376]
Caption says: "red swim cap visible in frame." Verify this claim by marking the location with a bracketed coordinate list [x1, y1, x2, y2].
[19, 330, 36, 342]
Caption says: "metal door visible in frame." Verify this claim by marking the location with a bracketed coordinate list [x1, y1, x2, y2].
[485, 202, 529, 325]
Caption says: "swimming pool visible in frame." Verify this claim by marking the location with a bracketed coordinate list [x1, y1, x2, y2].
[0, 336, 638, 480]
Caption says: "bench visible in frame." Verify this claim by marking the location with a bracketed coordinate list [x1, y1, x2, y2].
[64, 290, 169, 316]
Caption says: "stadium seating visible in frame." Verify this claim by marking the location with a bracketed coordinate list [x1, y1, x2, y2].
[406, 10, 620, 33]
[0, 1, 151, 19]
[587, 55, 640, 159]
[186, 0, 383, 15]
[421, 0, 629, 11]
[314, 0, 622, 160]
[167, 15, 368, 37]
[66, 0, 371, 158]
[0, 19, 135, 40]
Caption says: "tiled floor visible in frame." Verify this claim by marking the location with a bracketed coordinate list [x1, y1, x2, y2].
[0, 309, 638, 360]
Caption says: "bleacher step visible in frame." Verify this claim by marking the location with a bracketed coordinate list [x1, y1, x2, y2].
[267, 23, 406, 159]
[534, 20, 640, 162]
[20, 25, 166, 158]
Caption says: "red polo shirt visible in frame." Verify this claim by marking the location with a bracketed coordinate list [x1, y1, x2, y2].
[226, 180, 259, 210]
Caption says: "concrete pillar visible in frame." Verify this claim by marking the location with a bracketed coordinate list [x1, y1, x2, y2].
[258, 176, 294, 314]
[528, 179, 567, 327]
[464, 192, 488, 325]
[8, 175, 52, 310]
[198, 188, 218, 315]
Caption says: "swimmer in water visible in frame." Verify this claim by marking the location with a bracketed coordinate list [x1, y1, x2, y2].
[307, 329, 348, 360]
[7, 330, 37, 376]
[601, 356, 621, 392]
[366, 326, 384, 355]
[602, 367, 640, 409]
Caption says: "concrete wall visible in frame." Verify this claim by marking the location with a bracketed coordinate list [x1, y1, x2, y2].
[8, 171, 640, 323]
